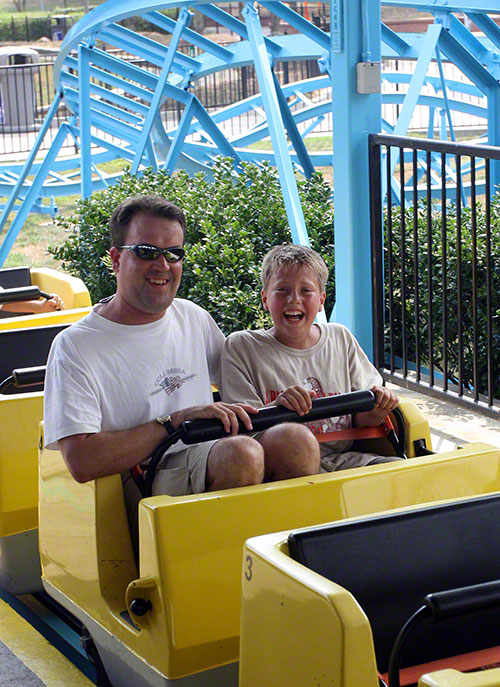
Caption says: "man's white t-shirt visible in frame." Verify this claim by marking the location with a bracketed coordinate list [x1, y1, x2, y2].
[44, 298, 224, 452]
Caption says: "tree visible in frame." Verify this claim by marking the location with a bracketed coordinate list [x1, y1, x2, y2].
[12, 0, 27, 11]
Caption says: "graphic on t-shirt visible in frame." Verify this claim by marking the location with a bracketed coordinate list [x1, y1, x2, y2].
[264, 376, 351, 437]
[150, 369, 197, 396]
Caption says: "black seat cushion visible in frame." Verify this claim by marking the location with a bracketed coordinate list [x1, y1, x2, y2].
[288, 493, 500, 672]
[0, 323, 69, 394]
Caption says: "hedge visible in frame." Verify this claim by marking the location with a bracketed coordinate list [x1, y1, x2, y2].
[49, 158, 335, 334]
[386, 198, 500, 400]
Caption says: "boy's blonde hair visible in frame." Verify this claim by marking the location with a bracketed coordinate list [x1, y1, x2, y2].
[261, 244, 328, 292]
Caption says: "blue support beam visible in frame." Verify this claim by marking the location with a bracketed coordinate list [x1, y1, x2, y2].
[271, 70, 315, 179]
[259, 1, 330, 52]
[0, 90, 63, 237]
[143, 10, 233, 61]
[0, 124, 70, 267]
[131, 7, 192, 175]
[79, 44, 93, 199]
[467, 12, 500, 50]
[243, 0, 310, 247]
[331, 0, 381, 357]
[381, 23, 411, 56]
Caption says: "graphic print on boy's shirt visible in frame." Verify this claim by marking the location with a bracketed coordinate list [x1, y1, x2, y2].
[264, 376, 352, 436]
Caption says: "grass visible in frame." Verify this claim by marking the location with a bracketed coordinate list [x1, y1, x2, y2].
[3, 194, 77, 269]
[1, 158, 129, 270]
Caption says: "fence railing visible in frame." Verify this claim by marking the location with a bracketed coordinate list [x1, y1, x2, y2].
[0, 15, 74, 43]
[369, 133, 500, 418]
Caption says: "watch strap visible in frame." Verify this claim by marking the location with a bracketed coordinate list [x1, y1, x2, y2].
[156, 414, 175, 435]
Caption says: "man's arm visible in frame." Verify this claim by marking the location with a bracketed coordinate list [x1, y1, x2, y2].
[59, 401, 259, 483]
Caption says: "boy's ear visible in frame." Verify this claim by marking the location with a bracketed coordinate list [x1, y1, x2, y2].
[318, 291, 326, 311]
[261, 289, 269, 311]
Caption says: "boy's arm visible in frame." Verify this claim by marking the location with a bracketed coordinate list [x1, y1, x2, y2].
[353, 386, 399, 427]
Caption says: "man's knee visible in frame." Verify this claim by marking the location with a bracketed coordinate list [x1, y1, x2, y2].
[206, 435, 265, 489]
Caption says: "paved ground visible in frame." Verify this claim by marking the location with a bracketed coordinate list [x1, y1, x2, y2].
[388, 383, 500, 452]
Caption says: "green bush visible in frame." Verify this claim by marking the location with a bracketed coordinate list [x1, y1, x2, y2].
[386, 198, 500, 400]
[49, 158, 335, 334]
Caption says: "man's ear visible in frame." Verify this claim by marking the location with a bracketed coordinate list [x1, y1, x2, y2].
[261, 289, 269, 311]
[109, 246, 121, 274]
[318, 291, 326, 311]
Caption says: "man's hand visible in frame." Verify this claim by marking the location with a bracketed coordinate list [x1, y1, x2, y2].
[172, 402, 259, 435]
[354, 385, 399, 428]
[274, 386, 317, 416]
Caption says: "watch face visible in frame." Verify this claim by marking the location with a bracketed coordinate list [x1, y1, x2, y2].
[157, 415, 173, 434]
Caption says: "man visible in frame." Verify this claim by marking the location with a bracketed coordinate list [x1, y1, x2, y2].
[44, 195, 319, 500]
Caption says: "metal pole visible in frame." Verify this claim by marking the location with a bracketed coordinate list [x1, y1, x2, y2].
[331, 0, 381, 357]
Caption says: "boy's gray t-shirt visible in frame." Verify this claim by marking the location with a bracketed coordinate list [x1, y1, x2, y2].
[220, 322, 382, 459]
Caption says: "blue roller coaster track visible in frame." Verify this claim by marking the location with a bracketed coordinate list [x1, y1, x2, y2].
[0, 0, 500, 340]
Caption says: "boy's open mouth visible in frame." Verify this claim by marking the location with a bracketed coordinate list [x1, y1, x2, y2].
[284, 310, 304, 321]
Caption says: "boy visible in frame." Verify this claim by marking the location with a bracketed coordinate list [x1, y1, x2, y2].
[220, 244, 401, 472]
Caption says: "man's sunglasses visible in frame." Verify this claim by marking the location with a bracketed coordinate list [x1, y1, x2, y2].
[119, 244, 185, 263]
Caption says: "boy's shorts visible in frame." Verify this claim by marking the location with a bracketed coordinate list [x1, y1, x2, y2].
[151, 440, 218, 496]
[320, 449, 401, 472]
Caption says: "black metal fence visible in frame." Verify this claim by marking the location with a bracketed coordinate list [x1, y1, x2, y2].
[369, 133, 500, 418]
[0, 14, 74, 43]
[0, 55, 73, 156]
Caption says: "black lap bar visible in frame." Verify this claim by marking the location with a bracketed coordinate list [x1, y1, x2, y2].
[12, 366, 46, 388]
[180, 390, 375, 445]
[424, 579, 500, 623]
[0, 286, 41, 303]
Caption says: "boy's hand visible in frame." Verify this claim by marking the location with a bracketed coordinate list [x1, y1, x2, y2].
[275, 386, 317, 416]
[372, 385, 399, 412]
[354, 385, 399, 427]
[40, 293, 64, 312]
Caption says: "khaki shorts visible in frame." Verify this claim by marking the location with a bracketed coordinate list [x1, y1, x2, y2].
[320, 450, 402, 472]
[152, 440, 218, 496]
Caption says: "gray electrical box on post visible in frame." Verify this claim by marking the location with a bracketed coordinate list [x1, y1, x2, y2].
[0, 47, 40, 132]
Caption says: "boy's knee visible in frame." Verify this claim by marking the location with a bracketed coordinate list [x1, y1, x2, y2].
[261, 422, 317, 453]
[260, 423, 320, 478]
[207, 435, 265, 489]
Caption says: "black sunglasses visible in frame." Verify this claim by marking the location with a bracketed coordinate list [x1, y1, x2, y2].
[119, 244, 185, 263]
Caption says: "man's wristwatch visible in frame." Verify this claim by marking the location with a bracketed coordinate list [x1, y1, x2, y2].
[156, 414, 175, 435]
